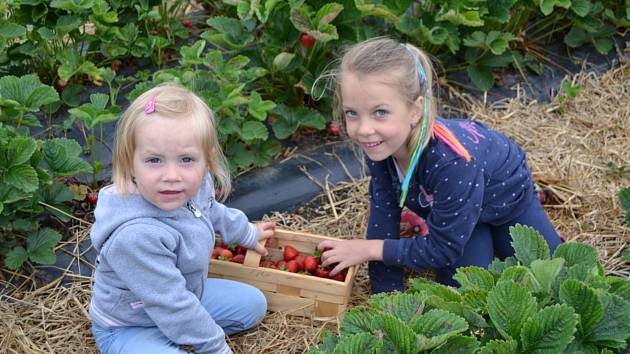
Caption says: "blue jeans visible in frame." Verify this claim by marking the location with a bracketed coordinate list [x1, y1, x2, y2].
[91, 279, 266, 354]
[435, 194, 563, 286]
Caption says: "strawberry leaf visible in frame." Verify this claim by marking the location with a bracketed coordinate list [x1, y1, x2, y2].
[559, 279, 603, 337]
[411, 309, 468, 350]
[520, 304, 577, 353]
[453, 266, 495, 292]
[477, 339, 518, 353]
[588, 292, 630, 347]
[4, 246, 28, 270]
[487, 281, 538, 340]
[510, 224, 551, 266]
[530, 258, 564, 294]
[553, 242, 598, 268]
[431, 335, 479, 354]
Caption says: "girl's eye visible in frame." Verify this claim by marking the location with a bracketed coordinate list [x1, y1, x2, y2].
[181, 157, 194, 163]
[344, 110, 358, 119]
[147, 158, 160, 164]
[375, 109, 388, 118]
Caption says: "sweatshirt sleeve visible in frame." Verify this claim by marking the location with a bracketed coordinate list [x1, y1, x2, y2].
[204, 178, 258, 249]
[365, 160, 406, 293]
[382, 159, 484, 271]
[105, 223, 231, 353]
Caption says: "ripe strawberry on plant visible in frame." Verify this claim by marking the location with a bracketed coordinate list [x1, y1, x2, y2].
[327, 121, 341, 136]
[181, 18, 192, 28]
[299, 33, 316, 48]
[231, 254, 245, 264]
[86, 192, 98, 205]
[303, 255, 318, 273]
[283, 245, 298, 261]
[235, 245, 248, 255]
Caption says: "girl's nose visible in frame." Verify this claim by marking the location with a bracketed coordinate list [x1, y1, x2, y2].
[163, 163, 182, 181]
[356, 118, 374, 136]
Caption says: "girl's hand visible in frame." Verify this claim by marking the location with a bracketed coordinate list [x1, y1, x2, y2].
[317, 239, 384, 276]
[253, 222, 275, 256]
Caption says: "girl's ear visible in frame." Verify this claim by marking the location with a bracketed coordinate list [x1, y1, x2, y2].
[411, 96, 423, 126]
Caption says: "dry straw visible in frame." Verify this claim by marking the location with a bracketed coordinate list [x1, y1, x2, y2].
[1, 63, 629, 353]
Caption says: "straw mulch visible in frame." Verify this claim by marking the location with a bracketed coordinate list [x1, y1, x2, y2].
[1, 63, 629, 354]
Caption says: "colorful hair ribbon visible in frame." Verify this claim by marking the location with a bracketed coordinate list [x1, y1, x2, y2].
[398, 44, 472, 207]
[144, 95, 157, 114]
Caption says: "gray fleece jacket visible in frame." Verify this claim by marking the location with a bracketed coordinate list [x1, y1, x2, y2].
[89, 174, 258, 354]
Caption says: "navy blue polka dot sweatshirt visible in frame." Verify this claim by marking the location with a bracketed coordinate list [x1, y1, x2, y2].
[366, 118, 535, 293]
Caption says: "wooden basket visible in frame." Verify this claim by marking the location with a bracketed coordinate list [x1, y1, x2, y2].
[208, 229, 356, 320]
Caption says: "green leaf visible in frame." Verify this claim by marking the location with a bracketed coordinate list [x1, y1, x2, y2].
[55, 15, 82, 33]
[431, 335, 479, 354]
[499, 266, 542, 293]
[27, 228, 62, 265]
[477, 339, 519, 353]
[607, 276, 630, 300]
[272, 52, 296, 72]
[6, 136, 37, 167]
[540, 0, 555, 15]
[453, 266, 495, 292]
[520, 304, 577, 353]
[408, 277, 463, 302]
[487, 281, 538, 340]
[247, 91, 276, 121]
[339, 307, 378, 336]
[467, 64, 494, 92]
[271, 104, 325, 139]
[488, 256, 518, 276]
[375, 312, 418, 354]
[5, 165, 39, 192]
[510, 224, 551, 266]
[593, 38, 613, 55]
[315, 3, 344, 28]
[564, 27, 588, 48]
[571, 0, 591, 17]
[354, 0, 399, 22]
[240, 121, 268, 141]
[588, 292, 630, 347]
[559, 279, 603, 336]
[5, 246, 28, 270]
[368, 292, 426, 324]
[463, 31, 486, 48]
[43, 138, 92, 176]
[0, 21, 27, 39]
[620, 187, 630, 210]
[485, 31, 516, 55]
[411, 309, 469, 351]
[553, 242, 598, 268]
[0, 75, 59, 112]
[90, 93, 109, 110]
[332, 333, 382, 353]
[530, 258, 564, 293]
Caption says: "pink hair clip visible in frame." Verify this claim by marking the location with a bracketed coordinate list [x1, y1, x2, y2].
[144, 95, 157, 114]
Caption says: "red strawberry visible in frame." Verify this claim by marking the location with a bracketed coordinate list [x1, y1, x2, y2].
[218, 249, 233, 261]
[260, 259, 277, 269]
[331, 271, 346, 282]
[211, 247, 224, 259]
[231, 254, 245, 264]
[299, 33, 316, 48]
[400, 210, 429, 237]
[294, 255, 306, 271]
[327, 121, 341, 136]
[54, 79, 68, 92]
[181, 18, 192, 28]
[315, 266, 330, 279]
[283, 245, 298, 261]
[236, 245, 248, 255]
[286, 260, 299, 273]
[304, 255, 318, 272]
[86, 192, 98, 205]
[277, 260, 287, 271]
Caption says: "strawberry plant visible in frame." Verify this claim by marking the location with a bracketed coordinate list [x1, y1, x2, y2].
[620, 187, 630, 226]
[309, 224, 630, 353]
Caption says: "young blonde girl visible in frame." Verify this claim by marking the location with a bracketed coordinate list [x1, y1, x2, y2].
[89, 83, 274, 353]
[317, 37, 561, 293]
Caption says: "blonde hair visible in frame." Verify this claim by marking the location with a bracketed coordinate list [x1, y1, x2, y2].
[112, 83, 231, 200]
[328, 37, 438, 154]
